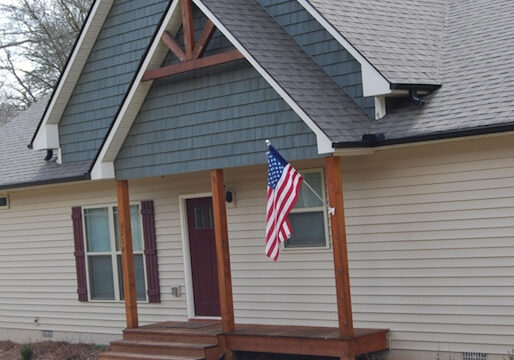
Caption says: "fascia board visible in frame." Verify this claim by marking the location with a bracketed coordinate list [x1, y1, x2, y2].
[91, 0, 182, 179]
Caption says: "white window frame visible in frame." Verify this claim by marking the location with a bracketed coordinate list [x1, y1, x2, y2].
[282, 168, 331, 252]
[0, 194, 9, 210]
[82, 202, 148, 303]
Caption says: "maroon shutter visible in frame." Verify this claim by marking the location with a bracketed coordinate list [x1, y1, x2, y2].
[71, 207, 88, 302]
[141, 200, 160, 303]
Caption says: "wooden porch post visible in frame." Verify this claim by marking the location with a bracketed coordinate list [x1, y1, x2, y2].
[116, 180, 139, 329]
[210, 169, 235, 333]
[325, 156, 354, 344]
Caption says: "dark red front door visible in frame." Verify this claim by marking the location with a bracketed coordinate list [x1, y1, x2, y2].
[186, 197, 220, 317]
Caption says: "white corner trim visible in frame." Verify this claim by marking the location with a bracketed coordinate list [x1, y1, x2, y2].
[31, 0, 114, 150]
[297, 0, 391, 97]
[316, 134, 334, 154]
[32, 124, 59, 151]
[193, 0, 334, 155]
[90, 161, 115, 180]
[91, 0, 182, 180]
[361, 63, 391, 97]
[56, 147, 63, 164]
[374, 96, 386, 120]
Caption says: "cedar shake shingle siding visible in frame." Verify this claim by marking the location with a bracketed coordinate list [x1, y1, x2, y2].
[58, 0, 170, 163]
[114, 60, 318, 179]
[258, 0, 374, 118]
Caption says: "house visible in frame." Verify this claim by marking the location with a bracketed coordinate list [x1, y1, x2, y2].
[0, 0, 513, 359]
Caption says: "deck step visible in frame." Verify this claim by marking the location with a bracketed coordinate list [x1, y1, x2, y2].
[98, 351, 202, 360]
[123, 328, 218, 344]
[110, 339, 219, 357]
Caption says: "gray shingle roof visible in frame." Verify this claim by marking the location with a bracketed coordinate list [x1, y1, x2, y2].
[5, 0, 513, 191]
[197, 0, 372, 143]
[199, 0, 514, 145]
[0, 97, 90, 190]
[307, 0, 447, 85]
[371, 0, 514, 141]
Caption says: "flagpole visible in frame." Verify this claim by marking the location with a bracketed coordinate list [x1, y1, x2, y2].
[265, 140, 335, 215]
[301, 178, 335, 215]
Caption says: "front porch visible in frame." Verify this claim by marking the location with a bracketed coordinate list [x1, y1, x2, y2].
[110, 158, 385, 359]
[100, 320, 389, 360]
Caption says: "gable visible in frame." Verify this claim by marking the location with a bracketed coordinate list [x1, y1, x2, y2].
[92, 0, 374, 180]
[258, 0, 375, 119]
[58, 0, 170, 163]
[114, 16, 318, 179]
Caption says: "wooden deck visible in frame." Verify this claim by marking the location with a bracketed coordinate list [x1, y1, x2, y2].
[100, 320, 389, 359]
[225, 324, 389, 358]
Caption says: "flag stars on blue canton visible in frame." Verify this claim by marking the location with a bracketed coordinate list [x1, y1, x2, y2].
[268, 153, 285, 189]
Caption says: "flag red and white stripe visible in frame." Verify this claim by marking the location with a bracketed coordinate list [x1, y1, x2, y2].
[266, 146, 303, 261]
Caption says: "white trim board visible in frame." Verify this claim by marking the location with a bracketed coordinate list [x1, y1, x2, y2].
[91, 0, 183, 180]
[297, 0, 391, 97]
[31, 0, 114, 151]
[91, 0, 336, 179]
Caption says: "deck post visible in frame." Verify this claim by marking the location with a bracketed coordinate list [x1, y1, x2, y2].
[116, 180, 139, 329]
[210, 169, 235, 359]
[210, 169, 235, 332]
[325, 156, 354, 344]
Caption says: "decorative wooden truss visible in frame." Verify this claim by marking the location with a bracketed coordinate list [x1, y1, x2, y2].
[142, 0, 244, 81]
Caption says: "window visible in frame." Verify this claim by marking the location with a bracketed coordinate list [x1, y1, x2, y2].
[83, 204, 147, 301]
[284, 169, 329, 249]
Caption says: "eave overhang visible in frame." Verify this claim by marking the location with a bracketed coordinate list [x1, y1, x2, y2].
[333, 123, 514, 149]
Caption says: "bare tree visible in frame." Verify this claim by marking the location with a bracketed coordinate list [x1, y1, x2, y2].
[0, 96, 18, 126]
[0, 0, 93, 109]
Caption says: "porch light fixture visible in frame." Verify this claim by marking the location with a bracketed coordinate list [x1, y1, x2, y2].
[225, 188, 233, 203]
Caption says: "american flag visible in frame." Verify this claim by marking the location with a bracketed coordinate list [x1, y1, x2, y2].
[266, 146, 303, 261]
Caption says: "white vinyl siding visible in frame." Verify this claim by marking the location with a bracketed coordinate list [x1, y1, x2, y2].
[342, 136, 514, 355]
[0, 135, 512, 357]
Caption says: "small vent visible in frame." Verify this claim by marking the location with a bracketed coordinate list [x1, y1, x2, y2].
[463, 353, 487, 360]
[0, 194, 9, 209]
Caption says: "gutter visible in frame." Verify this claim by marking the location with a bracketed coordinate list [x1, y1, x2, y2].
[390, 83, 441, 91]
[0, 173, 91, 191]
[333, 123, 514, 148]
